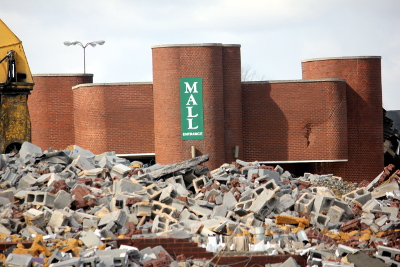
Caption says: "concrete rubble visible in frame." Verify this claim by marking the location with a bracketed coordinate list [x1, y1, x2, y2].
[0, 142, 399, 266]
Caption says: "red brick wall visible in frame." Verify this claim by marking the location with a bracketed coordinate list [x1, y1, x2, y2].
[242, 80, 348, 162]
[152, 44, 235, 170]
[73, 83, 154, 155]
[302, 57, 383, 182]
[222, 45, 243, 163]
[29, 74, 93, 151]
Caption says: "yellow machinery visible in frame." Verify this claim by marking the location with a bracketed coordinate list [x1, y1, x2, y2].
[0, 19, 34, 154]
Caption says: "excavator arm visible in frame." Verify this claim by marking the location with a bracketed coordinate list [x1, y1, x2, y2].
[0, 19, 34, 154]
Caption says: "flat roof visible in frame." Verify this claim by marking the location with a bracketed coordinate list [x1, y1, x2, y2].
[152, 43, 241, 48]
[72, 82, 152, 90]
[33, 74, 94, 77]
[302, 56, 381, 63]
[242, 78, 346, 84]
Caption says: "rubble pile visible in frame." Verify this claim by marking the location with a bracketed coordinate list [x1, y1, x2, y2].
[0, 142, 400, 267]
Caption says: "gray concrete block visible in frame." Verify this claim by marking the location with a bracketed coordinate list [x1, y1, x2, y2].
[192, 176, 207, 193]
[294, 192, 315, 214]
[6, 253, 33, 267]
[50, 257, 81, 267]
[151, 201, 178, 220]
[249, 189, 278, 217]
[371, 182, 399, 198]
[152, 214, 170, 233]
[223, 191, 237, 210]
[17, 173, 37, 189]
[276, 194, 295, 213]
[178, 209, 198, 221]
[189, 205, 212, 220]
[19, 141, 42, 160]
[131, 201, 152, 217]
[381, 206, 399, 221]
[0, 223, 11, 236]
[211, 204, 227, 218]
[343, 187, 371, 205]
[80, 229, 104, 247]
[0, 188, 16, 202]
[71, 155, 95, 171]
[111, 164, 132, 179]
[25, 191, 55, 208]
[54, 190, 73, 209]
[23, 208, 46, 228]
[98, 210, 127, 227]
[113, 179, 143, 194]
[48, 209, 72, 228]
[327, 205, 345, 225]
[374, 215, 388, 227]
[95, 249, 130, 266]
[313, 193, 335, 214]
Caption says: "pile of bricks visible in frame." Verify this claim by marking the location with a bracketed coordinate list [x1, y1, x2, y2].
[0, 142, 399, 267]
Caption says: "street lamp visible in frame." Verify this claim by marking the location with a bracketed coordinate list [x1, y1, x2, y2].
[63, 40, 105, 74]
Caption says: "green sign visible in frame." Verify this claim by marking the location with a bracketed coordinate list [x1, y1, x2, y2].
[180, 78, 204, 140]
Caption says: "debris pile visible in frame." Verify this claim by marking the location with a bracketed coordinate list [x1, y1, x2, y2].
[0, 142, 399, 267]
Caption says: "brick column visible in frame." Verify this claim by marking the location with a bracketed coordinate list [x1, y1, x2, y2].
[302, 57, 383, 182]
[152, 44, 241, 169]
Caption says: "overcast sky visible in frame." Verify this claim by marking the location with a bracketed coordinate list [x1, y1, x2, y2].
[1, 0, 399, 109]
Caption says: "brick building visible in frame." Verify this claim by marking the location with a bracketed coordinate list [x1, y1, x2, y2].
[28, 43, 383, 182]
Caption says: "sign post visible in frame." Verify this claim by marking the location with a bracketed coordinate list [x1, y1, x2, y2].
[180, 78, 204, 140]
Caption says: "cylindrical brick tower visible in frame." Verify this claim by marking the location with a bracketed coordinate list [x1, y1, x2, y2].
[152, 43, 242, 169]
[302, 57, 383, 182]
[29, 74, 93, 151]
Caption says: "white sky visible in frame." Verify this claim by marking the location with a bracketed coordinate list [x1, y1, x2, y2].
[1, 0, 399, 109]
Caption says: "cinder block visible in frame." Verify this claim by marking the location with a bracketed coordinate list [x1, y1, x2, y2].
[234, 199, 253, 217]
[17, 174, 37, 189]
[54, 190, 72, 209]
[25, 191, 55, 208]
[189, 205, 212, 219]
[113, 179, 142, 194]
[377, 246, 400, 261]
[343, 187, 371, 205]
[19, 141, 42, 160]
[151, 201, 178, 220]
[211, 204, 227, 218]
[50, 257, 81, 267]
[371, 182, 399, 198]
[6, 253, 33, 267]
[151, 214, 170, 233]
[222, 191, 237, 210]
[362, 199, 381, 213]
[131, 201, 152, 217]
[144, 184, 162, 200]
[295, 193, 315, 214]
[374, 255, 400, 267]
[96, 249, 129, 267]
[276, 194, 295, 213]
[98, 210, 127, 227]
[322, 261, 354, 267]
[23, 208, 46, 228]
[193, 176, 207, 193]
[327, 205, 345, 225]
[249, 189, 278, 217]
[178, 209, 199, 221]
[313, 193, 335, 214]
[48, 209, 72, 228]
[80, 230, 104, 247]
[0, 188, 15, 203]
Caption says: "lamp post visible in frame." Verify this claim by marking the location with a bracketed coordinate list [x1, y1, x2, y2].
[63, 40, 105, 74]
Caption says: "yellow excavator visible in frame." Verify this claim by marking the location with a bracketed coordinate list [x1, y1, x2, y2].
[0, 19, 34, 154]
